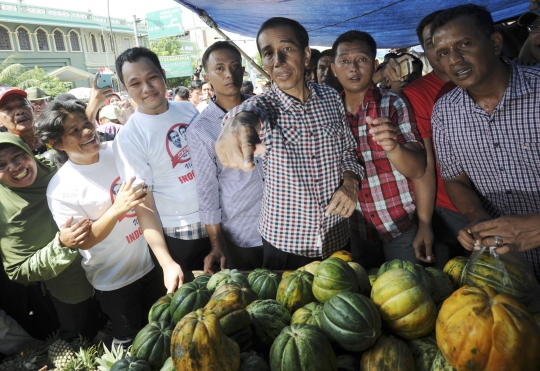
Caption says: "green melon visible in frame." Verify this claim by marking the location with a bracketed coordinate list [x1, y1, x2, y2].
[131, 321, 171, 371]
[406, 334, 439, 371]
[207, 269, 249, 291]
[291, 302, 324, 328]
[169, 282, 211, 324]
[246, 299, 291, 353]
[247, 268, 281, 300]
[426, 268, 454, 304]
[377, 259, 434, 296]
[312, 258, 359, 303]
[148, 294, 172, 323]
[276, 270, 316, 313]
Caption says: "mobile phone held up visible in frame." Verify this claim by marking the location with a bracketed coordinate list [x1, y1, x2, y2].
[399, 59, 413, 78]
[96, 73, 112, 89]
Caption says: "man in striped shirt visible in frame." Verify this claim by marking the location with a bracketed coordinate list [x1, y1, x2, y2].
[431, 4, 540, 280]
[216, 17, 363, 270]
[187, 42, 265, 271]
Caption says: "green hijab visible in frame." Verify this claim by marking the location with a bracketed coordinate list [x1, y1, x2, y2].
[0, 133, 93, 303]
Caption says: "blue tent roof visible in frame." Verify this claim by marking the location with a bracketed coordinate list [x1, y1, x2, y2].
[174, 0, 527, 48]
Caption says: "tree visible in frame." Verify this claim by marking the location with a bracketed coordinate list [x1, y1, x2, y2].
[0, 56, 71, 97]
[150, 37, 192, 89]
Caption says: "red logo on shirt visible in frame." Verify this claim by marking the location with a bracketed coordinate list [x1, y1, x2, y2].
[110, 176, 137, 222]
[166, 123, 190, 168]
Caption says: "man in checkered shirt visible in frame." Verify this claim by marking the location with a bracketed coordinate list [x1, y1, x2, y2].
[216, 17, 363, 270]
[431, 4, 540, 281]
[330, 31, 429, 268]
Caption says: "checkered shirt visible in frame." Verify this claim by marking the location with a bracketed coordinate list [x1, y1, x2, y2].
[224, 79, 363, 258]
[345, 85, 421, 242]
[163, 222, 208, 240]
[432, 59, 540, 280]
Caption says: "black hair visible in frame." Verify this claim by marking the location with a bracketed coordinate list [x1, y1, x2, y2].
[241, 80, 254, 94]
[383, 52, 399, 62]
[332, 30, 377, 60]
[403, 53, 424, 73]
[174, 87, 190, 99]
[34, 101, 89, 165]
[430, 4, 495, 41]
[115, 47, 164, 86]
[319, 49, 333, 59]
[190, 80, 202, 90]
[167, 129, 178, 141]
[256, 17, 309, 53]
[416, 10, 444, 47]
[202, 41, 242, 70]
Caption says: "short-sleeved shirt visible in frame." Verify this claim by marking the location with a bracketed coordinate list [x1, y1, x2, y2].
[187, 96, 264, 247]
[345, 85, 422, 242]
[403, 72, 458, 212]
[224, 80, 364, 258]
[432, 59, 540, 278]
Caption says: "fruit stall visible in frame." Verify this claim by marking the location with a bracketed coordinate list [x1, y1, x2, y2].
[2, 250, 540, 371]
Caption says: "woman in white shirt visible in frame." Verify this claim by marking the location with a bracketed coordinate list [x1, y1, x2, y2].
[35, 101, 165, 348]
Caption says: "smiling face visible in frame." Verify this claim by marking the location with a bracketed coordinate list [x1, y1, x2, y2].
[206, 48, 244, 99]
[0, 95, 35, 136]
[168, 130, 182, 148]
[331, 40, 375, 95]
[54, 111, 100, 165]
[121, 57, 168, 115]
[0, 145, 38, 188]
[258, 26, 311, 100]
[433, 16, 502, 90]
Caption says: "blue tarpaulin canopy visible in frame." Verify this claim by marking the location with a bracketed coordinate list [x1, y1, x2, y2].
[174, 0, 527, 48]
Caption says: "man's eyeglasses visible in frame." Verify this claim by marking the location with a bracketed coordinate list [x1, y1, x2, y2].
[31, 99, 49, 108]
[527, 24, 540, 33]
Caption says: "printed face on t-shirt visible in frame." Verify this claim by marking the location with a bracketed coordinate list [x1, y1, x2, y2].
[166, 123, 190, 168]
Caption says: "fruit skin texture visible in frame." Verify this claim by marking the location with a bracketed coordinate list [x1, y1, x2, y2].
[169, 282, 211, 324]
[360, 335, 415, 371]
[246, 299, 291, 352]
[321, 291, 382, 352]
[371, 268, 436, 339]
[205, 299, 251, 335]
[239, 351, 270, 371]
[312, 257, 359, 303]
[276, 270, 317, 313]
[158, 357, 174, 371]
[206, 282, 258, 308]
[377, 259, 434, 296]
[348, 261, 371, 295]
[291, 302, 324, 328]
[207, 269, 249, 291]
[269, 324, 337, 371]
[436, 285, 540, 371]
[464, 251, 535, 304]
[247, 268, 281, 300]
[148, 294, 173, 323]
[329, 249, 353, 262]
[406, 334, 439, 371]
[443, 256, 468, 289]
[110, 356, 152, 371]
[426, 267, 454, 304]
[297, 261, 321, 275]
[170, 308, 240, 371]
[192, 274, 211, 287]
[430, 350, 457, 371]
[228, 325, 253, 352]
[131, 321, 172, 371]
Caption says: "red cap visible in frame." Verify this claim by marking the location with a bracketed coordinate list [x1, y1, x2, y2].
[0, 86, 27, 106]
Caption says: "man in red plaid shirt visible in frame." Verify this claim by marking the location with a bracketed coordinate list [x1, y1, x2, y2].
[330, 30, 430, 266]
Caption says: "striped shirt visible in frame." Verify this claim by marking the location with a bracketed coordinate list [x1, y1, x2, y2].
[186, 95, 264, 247]
[432, 59, 540, 279]
[345, 85, 421, 242]
[224, 80, 363, 258]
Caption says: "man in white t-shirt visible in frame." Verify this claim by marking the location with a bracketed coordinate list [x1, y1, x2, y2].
[113, 47, 214, 291]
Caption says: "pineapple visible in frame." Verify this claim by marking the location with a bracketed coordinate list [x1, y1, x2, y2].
[95, 343, 129, 371]
[48, 339, 74, 369]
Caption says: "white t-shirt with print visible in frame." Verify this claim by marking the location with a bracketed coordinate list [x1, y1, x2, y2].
[113, 101, 200, 228]
[46, 143, 154, 291]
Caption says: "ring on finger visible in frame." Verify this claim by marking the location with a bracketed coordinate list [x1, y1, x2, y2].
[494, 236, 503, 246]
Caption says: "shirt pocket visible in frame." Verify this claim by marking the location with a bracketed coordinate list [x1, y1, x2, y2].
[324, 121, 342, 138]
[278, 123, 301, 144]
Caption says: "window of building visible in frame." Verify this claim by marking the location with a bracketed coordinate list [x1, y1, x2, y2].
[0, 26, 11, 51]
[36, 28, 49, 51]
[53, 29, 66, 51]
[109, 34, 116, 54]
[16, 27, 32, 51]
[90, 33, 98, 53]
[123, 37, 130, 51]
[69, 30, 80, 51]
[100, 34, 106, 52]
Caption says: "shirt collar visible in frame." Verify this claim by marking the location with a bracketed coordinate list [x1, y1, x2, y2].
[270, 77, 319, 112]
[340, 83, 379, 115]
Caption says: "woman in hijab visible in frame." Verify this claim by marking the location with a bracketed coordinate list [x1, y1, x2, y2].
[35, 101, 165, 348]
[0, 132, 95, 340]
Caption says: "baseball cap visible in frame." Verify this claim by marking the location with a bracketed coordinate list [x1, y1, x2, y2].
[518, 9, 540, 26]
[0, 86, 27, 106]
[99, 105, 120, 120]
[25, 87, 50, 101]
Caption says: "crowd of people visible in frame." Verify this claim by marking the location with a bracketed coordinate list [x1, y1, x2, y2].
[0, 2, 539, 355]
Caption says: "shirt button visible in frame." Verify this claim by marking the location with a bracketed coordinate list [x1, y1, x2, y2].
[493, 143, 500, 148]
[499, 167, 505, 172]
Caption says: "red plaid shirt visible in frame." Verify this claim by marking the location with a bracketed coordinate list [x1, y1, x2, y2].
[344, 85, 422, 242]
[224, 80, 363, 258]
